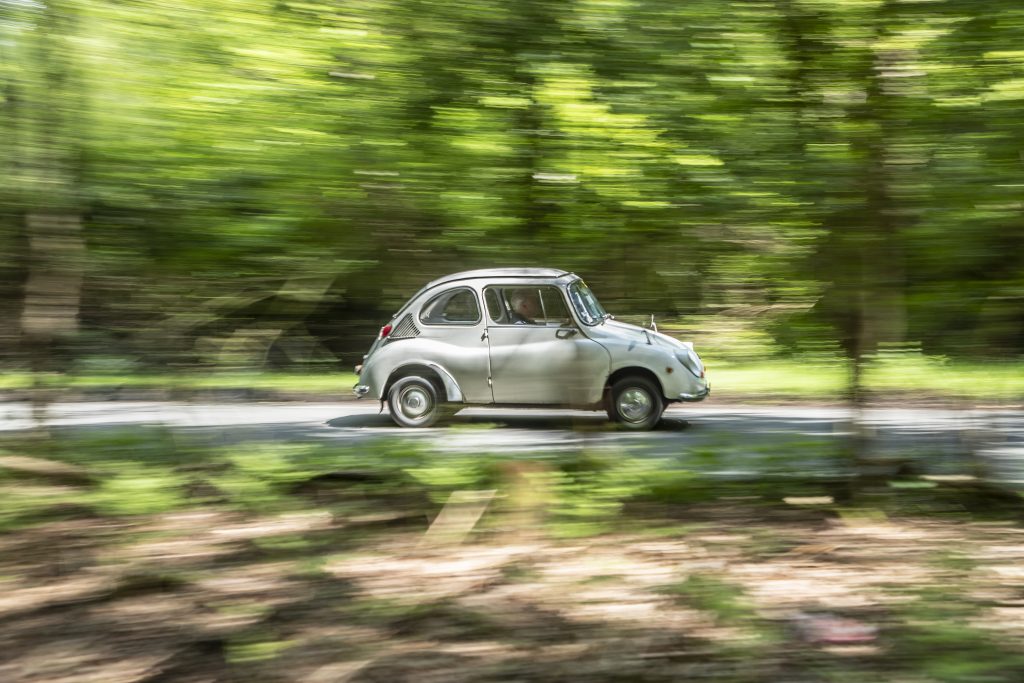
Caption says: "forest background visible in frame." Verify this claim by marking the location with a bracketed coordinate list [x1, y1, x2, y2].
[2, 0, 1023, 400]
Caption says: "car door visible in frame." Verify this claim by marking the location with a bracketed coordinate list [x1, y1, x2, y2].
[416, 286, 492, 403]
[484, 284, 609, 405]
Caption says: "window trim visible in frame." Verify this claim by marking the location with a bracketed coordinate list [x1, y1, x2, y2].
[417, 286, 482, 326]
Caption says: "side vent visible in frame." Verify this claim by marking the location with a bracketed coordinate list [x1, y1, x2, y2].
[388, 314, 420, 340]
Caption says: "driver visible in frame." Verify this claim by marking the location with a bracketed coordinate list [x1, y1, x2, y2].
[509, 289, 541, 325]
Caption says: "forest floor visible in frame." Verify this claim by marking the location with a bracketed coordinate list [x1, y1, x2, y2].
[2, 431, 1024, 683]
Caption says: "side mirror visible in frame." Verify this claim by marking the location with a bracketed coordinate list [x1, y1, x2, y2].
[556, 327, 578, 339]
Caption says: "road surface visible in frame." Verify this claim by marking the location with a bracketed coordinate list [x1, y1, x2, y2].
[2, 401, 1023, 485]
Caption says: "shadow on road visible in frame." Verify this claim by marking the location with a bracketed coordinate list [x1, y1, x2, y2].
[326, 413, 397, 429]
[325, 410, 691, 432]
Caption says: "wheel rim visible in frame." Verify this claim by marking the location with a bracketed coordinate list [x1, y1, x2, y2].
[398, 385, 432, 420]
[617, 387, 654, 423]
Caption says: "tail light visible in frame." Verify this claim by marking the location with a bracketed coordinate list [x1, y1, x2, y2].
[379, 324, 392, 339]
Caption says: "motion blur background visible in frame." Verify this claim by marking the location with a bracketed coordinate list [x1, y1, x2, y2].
[5, 3, 1024, 683]
[3, 0, 1023, 385]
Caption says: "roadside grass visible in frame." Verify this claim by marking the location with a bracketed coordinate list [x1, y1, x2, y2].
[0, 371, 360, 394]
[706, 354, 1024, 401]
[706, 359, 848, 398]
[4, 429, 1012, 536]
[2, 354, 1018, 401]
[864, 355, 1024, 402]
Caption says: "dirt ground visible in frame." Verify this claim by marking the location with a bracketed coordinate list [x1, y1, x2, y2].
[2, 492, 1024, 683]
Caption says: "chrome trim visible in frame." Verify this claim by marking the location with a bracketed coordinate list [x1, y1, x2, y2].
[618, 387, 655, 422]
[353, 384, 370, 398]
[397, 384, 432, 419]
[678, 385, 710, 402]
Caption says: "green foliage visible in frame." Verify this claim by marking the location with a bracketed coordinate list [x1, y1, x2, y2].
[3, 0, 1024, 373]
[889, 587, 1024, 682]
[0, 475, 91, 531]
[638, 469, 703, 505]
[544, 453, 663, 535]
[226, 636, 296, 665]
[406, 455, 497, 499]
[87, 465, 188, 516]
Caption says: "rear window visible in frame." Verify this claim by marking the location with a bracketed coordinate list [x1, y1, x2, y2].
[418, 287, 481, 325]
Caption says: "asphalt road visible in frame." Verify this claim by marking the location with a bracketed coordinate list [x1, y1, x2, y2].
[3, 401, 1023, 486]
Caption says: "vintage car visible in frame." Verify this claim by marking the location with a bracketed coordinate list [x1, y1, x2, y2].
[353, 268, 709, 429]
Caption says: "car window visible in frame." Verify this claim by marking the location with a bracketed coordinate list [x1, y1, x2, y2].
[418, 287, 481, 325]
[538, 288, 570, 323]
[485, 285, 571, 326]
[567, 280, 607, 325]
[484, 288, 506, 324]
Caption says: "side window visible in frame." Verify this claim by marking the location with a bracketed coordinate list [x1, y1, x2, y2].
[538, 288, 570, 323]
[485, 288, 506, 324]
[418, 288, 481, 325]
[485, 286, 571, 326]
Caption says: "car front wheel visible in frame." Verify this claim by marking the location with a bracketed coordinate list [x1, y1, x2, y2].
[607, 376, 663, 430]
[388, 376, 441, 428]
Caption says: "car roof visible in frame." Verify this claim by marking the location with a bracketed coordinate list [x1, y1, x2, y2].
[392, 268, 577, 319]
[423, 268, 573, 289]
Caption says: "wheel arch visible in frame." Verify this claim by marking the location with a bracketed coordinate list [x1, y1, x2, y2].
[384, 362, 464, 403]
[605, 366, 667, 401]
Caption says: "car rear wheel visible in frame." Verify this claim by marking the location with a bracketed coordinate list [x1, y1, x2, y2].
[607, 376, 663, 431]
[388, 376, 441, 428]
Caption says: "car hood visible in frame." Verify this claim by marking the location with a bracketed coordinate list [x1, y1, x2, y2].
[586, 319, 694, 353]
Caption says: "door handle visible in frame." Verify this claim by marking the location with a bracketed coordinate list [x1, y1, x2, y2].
[480, 330, 488, 342]
[556, 328, 578, 339]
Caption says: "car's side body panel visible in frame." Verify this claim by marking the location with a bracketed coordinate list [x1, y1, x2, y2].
[486, 324, 610, 405]
[360, 336, 491, 403]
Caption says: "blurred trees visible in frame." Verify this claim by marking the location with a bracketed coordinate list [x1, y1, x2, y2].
[4, 0, 86, 355]
[1, 0, 1022, 369]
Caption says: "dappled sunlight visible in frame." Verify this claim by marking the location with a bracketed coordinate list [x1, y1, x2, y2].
[2, 429, 1024, 680]
[4, 0, 1024, 678]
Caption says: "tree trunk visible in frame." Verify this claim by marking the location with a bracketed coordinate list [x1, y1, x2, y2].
[21, 212, 84, 433]
[15, 1, 88, 434]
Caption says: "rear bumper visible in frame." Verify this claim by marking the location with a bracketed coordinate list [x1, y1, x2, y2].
[353, 384, 370, 398]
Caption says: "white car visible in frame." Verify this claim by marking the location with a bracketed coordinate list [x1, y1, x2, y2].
[354, 268, 709, 429]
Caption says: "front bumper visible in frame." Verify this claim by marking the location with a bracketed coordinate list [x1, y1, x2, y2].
[678, 383, 710, 402]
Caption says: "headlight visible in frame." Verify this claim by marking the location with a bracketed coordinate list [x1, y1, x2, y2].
[675, 348, 704, 378]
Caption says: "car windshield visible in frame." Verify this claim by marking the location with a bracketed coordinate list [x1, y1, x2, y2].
[568, 280, 607, 325]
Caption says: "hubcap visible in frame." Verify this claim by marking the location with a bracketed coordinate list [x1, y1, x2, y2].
[399, 386, 432, 419]
[618, 387, 653, 422]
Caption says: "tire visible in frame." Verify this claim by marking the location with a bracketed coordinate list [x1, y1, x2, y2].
[606, 376, 663, 431]
[387, 376, 441, 428]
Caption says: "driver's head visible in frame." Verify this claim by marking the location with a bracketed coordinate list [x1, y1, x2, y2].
[510, 289, 540, 319]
